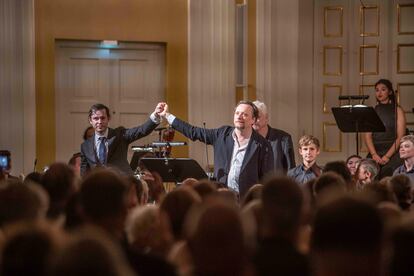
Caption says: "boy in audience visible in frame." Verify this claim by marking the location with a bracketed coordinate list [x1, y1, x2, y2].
[393, 135, 414, 183]
[288, 135, 322, 185]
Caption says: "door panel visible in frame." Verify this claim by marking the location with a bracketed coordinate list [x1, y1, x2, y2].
[55, 41, 165, 163]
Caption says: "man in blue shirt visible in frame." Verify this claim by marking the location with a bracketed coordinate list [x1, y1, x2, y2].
[288, 135, 322, 185]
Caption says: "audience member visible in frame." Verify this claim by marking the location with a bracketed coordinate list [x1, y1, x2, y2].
[0, 150, 19, 181]
[187, 200, 252, 276]
[0, 179, 48, 228]
[346, 155, 362, 176]
[254, 176, 309, 276]
[355, 158, 379, 190]
[311, 196, 384, 276]
[78, 169, 177, 276]
[393, 135, 414, 183]
[160, 187, 201, 241]
[40, 163, 78, 222]
[23, 171, 42, 185]
[389, 174, 412, 211]
[192, 180, 217, 200]
[68, 152, 81, 177]
[313, 172, 347, 205]
[389, 217, 414, 276]
[288, 135, 322, 185]
[242, 183, 263, 207]
[50, 226, 135, 276]
[1, 222, 60, 276]
[126, 205, 172, 257]
[323, 161, 352, 189]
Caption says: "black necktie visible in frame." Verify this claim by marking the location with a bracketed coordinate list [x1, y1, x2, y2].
[98, 137, 107, 165]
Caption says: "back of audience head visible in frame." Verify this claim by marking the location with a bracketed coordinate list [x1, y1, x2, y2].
[217, 188, 239, 206]
[126, 205, 172, 256]
[192, 180, 217, 200]
[50, 226, 134, 276]
[159, 187, 201, 241]
[242, 183, 263, 207]
[362, 181, 397, 206]
[311, 196, 384, 276]
[125, 175, 143, 210]
[68, 153, 81, 177]
[40, 162, 77, 219]
[0, 179, 48, 228]
[261, 176, 304, 241]
[313, 172, 347, 204]
[346, 155, 362, 176]
[181, 177, 198, 188]
[1, 222, 59, 276]
[390, 216, 414, 276]
[186, 200, 247, 276]
[389, 175, 412, 211]
[24, 171, 42, 185]
[79, 169, 129, 239]
[323, 161, 352, 186]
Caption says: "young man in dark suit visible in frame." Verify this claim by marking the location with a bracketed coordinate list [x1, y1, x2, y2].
[80, 103, 165, 176]
[160, 101, 274, 197]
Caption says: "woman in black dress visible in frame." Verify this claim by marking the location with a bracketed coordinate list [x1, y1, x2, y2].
[364, 79, 406, 179]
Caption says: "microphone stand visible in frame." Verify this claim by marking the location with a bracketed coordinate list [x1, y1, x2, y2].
[203, 122, 211, 181]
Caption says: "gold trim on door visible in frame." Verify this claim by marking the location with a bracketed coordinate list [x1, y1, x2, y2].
[359, 44, 379, 75]
[323, 122, 342, 152]
[323, 84, 342, 113]
[397, 83, 414, 112]
[397, 44, 414, 74]
[398, 4, 414, 35]
[359, 5, 380, 37]
[324, 6, 343, 38]
[323, 45, 343, 76]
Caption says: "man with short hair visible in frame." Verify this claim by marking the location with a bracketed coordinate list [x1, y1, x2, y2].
[252, 100, 295, 173]
[393, 135, 414, 183]
[160, 101, 274, 197]
[80, 103, 165, 176]
[288, 135, 322, 185]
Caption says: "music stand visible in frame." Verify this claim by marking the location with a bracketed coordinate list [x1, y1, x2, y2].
[140, 158, 208, 183]
[332, 105, 385, 156]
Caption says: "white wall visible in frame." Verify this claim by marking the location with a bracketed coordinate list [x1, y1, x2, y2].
[0, 0, 36, 175]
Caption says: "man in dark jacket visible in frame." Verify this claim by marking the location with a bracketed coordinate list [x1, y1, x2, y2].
[253, 100, 295, 173]
[161, 101, 273, 197]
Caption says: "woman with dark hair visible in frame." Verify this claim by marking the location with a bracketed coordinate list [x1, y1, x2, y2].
[346, 155, 362, 176]
[364, 79, 406, 179]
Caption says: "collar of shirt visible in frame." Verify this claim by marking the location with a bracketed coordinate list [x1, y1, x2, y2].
[94, 128, 109, 144]
[400, 163, 414, 174]
[299, 162, 320, 174]
[232, 130, 250, 149]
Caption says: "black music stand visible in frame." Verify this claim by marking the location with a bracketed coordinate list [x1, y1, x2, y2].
[332, 106, 385, 156]
[140, 158, 208, 183]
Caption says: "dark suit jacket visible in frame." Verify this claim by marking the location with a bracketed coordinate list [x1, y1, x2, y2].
[266, 126, 295, 173]
[172, 118, 274, 196]
[80, 118, 158, 176]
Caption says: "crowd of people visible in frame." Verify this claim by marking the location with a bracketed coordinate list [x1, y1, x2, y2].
[0, 78, 413, 276]
[0, 152, 413, 276]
